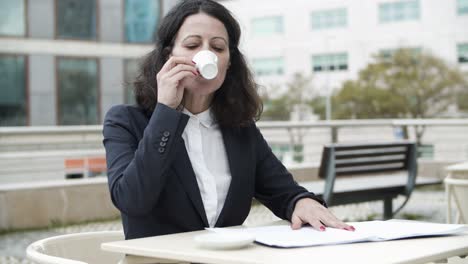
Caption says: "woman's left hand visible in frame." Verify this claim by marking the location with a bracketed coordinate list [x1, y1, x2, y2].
[290, 198, 355, 232]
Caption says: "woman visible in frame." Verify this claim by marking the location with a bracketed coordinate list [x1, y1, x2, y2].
[103, 0, 353, 240]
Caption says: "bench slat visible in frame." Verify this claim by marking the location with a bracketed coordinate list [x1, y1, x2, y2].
[336, 158, 406, 168]
[330, 142, 413, 150]
[336, 150, 407, 159]
[302, 176, 442, 201]
[317, 141, 421, 219]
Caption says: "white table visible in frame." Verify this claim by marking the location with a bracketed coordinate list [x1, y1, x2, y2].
[102, 221, 468, 264]
[445, 161, 468, 224]
[446, 162, 468, 179]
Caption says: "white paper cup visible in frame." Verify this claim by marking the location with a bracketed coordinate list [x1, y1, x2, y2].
[192, 50, 218, 80]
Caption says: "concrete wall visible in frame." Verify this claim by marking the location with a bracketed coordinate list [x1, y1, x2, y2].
[101, 58, 124, 121]
[28, 0, 55, 39]
[162, 0, 179, 16]
[99, 0, 123, 43]
[29, 55, 56, 125]
[0, 159, 452, 231]
[0, 178, 119, 231]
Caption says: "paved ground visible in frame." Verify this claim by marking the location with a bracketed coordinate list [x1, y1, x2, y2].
[1, 186, 466, 263]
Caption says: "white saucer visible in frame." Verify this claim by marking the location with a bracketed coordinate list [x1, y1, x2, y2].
[194, 232, 255, 250]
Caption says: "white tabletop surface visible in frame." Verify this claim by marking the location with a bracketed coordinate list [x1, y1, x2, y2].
[102, 221, 468, 264]
[446, 161, 468, 171]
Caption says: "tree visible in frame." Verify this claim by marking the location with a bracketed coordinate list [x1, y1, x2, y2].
[333, 80, 405, 119]
[261, 95, 291, 121]
[260, 73, 316, 163]
[457, 73, 468, 112]
[334, 48, 467, 119]
[260, 73, 315, 121]
[308, 96, 326, 120]
[333, 48, 468, 145]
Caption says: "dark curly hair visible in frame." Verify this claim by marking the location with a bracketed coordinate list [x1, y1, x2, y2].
[133, 0, 262, 127]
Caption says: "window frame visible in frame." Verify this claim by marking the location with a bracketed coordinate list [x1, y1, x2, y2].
[0, 0, 29, 38]
[458, 0, 468, 15]
[458, 43, 468, 64]
[55, 56, 101, 125]
[122, 0, 163, 44]
[379, 47, 422, 60]
[251, 15, 284, 37]
[311, 52, 348, 73]
[54, 0, 100, 41]
[252, 57, 285, 76]
[0, 53, 30, 126]
[310, 8, 347, 30]
[378, 0, 420, 24]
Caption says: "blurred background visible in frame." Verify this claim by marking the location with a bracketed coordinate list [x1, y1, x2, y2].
[1, 0, 468, 263]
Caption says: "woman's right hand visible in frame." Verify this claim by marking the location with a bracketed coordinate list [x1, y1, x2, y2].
[156, 57, 198, 109]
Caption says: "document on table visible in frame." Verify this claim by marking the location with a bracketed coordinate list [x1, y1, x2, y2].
[208, 220, 467, 248]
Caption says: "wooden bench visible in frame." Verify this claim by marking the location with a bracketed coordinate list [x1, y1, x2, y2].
[301, 142, 442, 219]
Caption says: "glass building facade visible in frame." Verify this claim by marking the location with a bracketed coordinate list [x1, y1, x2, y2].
[311, 8, 347, 30]
[56, 0, 97, 40]
[124, 0, 161, 43]
[0, 55, 27, 126]
[57, 58, 99, 125]
[252, 57, 284, 76]
[0, 0, 165, 126]
[252, 16, 283, 36]
[312, 53, 348, 72]
[0, 0, 26, 37]
[458, 43, 468, 63]
[379, 0, 420, 23]
[458, 0, 468, 15]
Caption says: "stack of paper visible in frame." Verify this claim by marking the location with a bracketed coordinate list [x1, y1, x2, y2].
[209, 220, 467, 248]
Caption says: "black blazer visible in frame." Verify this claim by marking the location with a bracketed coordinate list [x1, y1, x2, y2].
[103, 103, 320, 239]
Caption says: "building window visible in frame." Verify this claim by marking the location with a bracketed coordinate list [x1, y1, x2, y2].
[56, 0, 97, 40]
[0, 55, 27, 126]
[0, 0, 26, 37]
[379, 0, 420, 23]
[459, 0, 468, 15]
[458, 43, 468, 63]
[252, 57, 284, 76]
[57, 58, 99, 125]
[312, 53, 348, 72]
[380, 47, 421, 59]
[311, 8, 347, 30]
[124, 59, 140, 104]
[252, 16, 283, 36]
[124, 0, 161, 43]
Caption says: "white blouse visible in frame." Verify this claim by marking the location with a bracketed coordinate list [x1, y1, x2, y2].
[181, 108, 232, 227]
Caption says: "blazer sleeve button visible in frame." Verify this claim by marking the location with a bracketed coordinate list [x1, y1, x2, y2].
[163, 131, 170, 137]
[158, 147, 165, 153]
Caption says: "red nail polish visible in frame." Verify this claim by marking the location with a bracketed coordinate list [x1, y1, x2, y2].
[320, 226, 326, 231]
[192, 60, 196, 64]
[350, 226, 356, 231]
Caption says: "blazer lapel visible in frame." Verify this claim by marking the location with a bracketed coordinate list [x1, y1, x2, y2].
[173, 139, 209, 227]
[215, 127, 245, 227]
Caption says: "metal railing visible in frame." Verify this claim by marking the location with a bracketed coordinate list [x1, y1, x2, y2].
[1, 119, 468, 183]
[257, 119, 468, 164]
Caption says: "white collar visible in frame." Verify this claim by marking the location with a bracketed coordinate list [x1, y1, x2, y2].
[182, 107, 215, 128]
